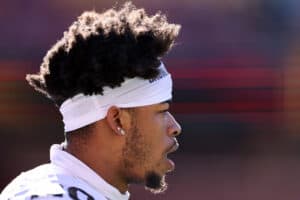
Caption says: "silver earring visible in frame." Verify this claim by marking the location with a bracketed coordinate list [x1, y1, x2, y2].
[117, 127, 125, 135]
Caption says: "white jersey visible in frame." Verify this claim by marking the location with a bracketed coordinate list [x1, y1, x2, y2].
[0, 144, 130, 200]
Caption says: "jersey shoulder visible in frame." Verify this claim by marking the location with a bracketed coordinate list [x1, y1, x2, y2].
[0, 164, 68, 200]
[0, 164, 106, 200]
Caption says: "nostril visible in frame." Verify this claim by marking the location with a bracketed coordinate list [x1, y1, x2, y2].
[172, 130, 180, 137]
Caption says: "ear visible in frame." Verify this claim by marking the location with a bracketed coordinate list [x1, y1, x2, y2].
[106, 106, 130, 136]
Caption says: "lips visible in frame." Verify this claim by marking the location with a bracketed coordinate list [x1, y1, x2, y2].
[167, 140, 179, 154]
[165, 140, 179, 172]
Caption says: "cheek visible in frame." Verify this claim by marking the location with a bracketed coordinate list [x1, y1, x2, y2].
[152, 113, 168, 134]
[145, 116, 169, 158]
[133, 112, 169, 163]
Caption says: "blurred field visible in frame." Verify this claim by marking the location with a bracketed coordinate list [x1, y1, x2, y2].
[1, 0, 300, 199]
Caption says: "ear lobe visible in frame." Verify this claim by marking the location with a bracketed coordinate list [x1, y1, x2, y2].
[106, 106, 125, 136]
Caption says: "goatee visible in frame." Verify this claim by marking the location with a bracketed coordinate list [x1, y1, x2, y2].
[145, 172, 168, 194]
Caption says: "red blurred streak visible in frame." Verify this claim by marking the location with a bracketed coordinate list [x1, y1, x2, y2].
[168, 67, 282, 80]
[165, 57, 268, 68]
[284, 101, 300, 110]
[174, 90, 281, 102]
[0, 60, 283, 82]
[174, 79, 282, 89]
[0, 104, 283, 125]
[201, 90, 280, 100]
[284, 80, 300, 88]
[229, 115, 282, 123]
[0, 101, 282, 115]
[172, 102, 282, 113]
[0, 88, 280, 102]
[176, 113, 283, 124]
[0, 61, 34, 81]
[0, 104, 57, 116]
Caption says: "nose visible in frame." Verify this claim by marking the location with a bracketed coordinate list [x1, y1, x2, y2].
[167, 112, 182, 137]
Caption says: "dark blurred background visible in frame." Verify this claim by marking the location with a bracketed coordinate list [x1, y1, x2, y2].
[1, 0, 300, 199]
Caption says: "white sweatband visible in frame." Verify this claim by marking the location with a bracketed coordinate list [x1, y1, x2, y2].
[59, 62, 172, 132]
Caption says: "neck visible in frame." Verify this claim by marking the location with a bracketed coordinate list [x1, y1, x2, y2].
[64, 131, 128, 193]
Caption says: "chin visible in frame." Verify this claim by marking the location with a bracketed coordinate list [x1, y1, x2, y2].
[144, 171, 168, 194]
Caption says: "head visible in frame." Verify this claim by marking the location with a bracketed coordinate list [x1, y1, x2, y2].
[26, 2, 181, 194]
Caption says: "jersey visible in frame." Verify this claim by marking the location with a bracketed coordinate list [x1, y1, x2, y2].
[0, 144, 130, 200]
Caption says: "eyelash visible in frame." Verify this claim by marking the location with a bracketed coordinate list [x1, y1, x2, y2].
[160, 109, 169, 113]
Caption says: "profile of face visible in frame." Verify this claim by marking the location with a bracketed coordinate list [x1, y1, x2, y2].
[121, 101, 181, 193]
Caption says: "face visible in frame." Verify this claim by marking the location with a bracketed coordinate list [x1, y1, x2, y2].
[121, 101, 181, 193]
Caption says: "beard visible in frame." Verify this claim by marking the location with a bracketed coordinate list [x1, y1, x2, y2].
[121, 111, 168, 194]
[144, 172, 168, 194]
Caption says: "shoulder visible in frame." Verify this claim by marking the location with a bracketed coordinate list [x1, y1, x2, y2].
[1, 164, 66, 200]
[1, 164, 106, 200]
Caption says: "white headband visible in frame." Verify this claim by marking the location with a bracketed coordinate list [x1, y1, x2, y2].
[59, 63, 172, 132]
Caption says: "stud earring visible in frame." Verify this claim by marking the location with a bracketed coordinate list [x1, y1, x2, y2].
[117, 127, 125, 135]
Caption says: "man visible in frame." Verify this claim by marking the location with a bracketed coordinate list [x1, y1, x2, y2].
[1, 2, 181, 200]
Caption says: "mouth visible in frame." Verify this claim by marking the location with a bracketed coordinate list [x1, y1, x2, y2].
[165, 140, 179, 172]
[167, 140, 179, 154]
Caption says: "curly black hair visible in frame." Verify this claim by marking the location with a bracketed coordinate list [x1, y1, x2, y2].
[26, 2, 181, 106]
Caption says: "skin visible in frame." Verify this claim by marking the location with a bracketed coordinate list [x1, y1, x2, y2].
[65, 101, 181, 194]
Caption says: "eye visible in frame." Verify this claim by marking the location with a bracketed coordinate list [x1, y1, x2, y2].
[160, 109, 169, 113]
[159, 106, 170, 114]
[158, 102, 170, 113]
